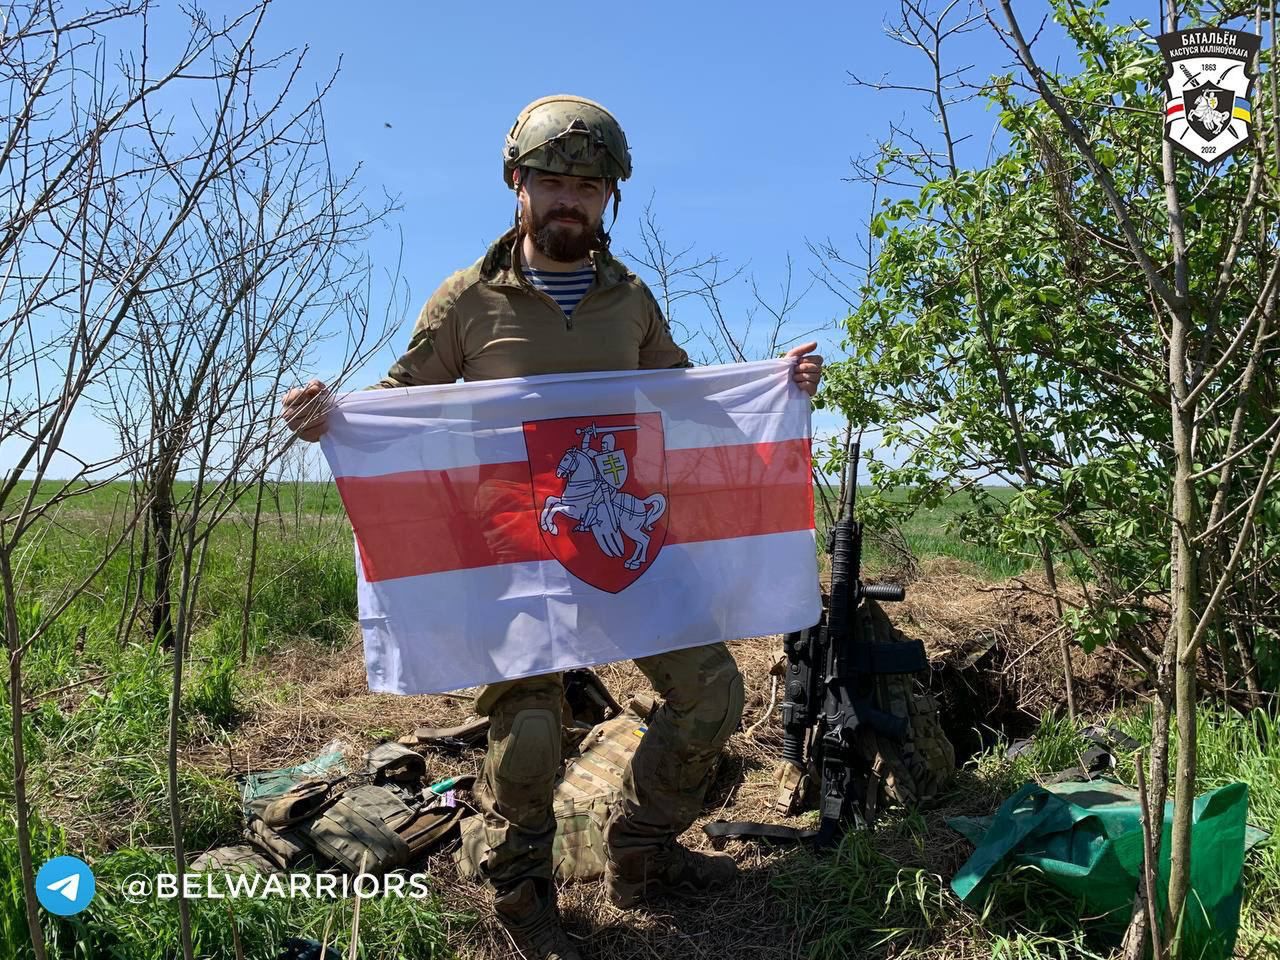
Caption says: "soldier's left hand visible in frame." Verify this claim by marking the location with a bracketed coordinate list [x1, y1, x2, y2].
[784, 341, 823, 397]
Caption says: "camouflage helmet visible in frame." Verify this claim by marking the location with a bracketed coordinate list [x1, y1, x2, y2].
[504, 95, 632, 189]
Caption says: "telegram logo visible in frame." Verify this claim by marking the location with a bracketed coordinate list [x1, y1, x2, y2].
[35, 856, 96, 916]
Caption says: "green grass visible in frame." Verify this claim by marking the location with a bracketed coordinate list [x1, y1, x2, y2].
[0, 815, 472, 960]
[886, 499, 1034, 579]
[814, 484, 1034, 580]
[0, 479, 462, 958]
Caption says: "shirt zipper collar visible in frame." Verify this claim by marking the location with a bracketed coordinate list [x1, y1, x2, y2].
[511, 237, 611, 330]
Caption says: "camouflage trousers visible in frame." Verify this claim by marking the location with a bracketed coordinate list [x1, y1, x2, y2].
[472, 642, 744, 891]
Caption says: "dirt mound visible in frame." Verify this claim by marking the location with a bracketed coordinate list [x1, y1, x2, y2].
[892, 559, 1148, 757]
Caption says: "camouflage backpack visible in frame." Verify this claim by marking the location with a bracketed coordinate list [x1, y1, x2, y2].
[845, 599, 954, 811]
[705, 603, 953, 847]
[771, 600, 953, 823]
[455, 696, 656, 883]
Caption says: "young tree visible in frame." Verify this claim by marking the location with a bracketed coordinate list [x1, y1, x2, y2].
[827, 1, 1279, 953]
[0, 3, 249, 952]
[995, 4, 1278, 952]
[2, 2, 399, 955]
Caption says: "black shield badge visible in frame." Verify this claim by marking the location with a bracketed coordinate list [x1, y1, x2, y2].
[1158, 28, 1261, 166]
[1182, 84, 1234, 142]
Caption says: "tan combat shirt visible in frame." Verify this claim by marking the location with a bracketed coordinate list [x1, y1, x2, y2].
[374, 227, 691, 388]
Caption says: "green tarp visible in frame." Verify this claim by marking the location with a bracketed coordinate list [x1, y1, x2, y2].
[950, 779, 1267, 959]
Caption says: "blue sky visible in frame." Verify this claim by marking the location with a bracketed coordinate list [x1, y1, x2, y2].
[12, 0, 1110, 475]
[258, 0, 1080, 453]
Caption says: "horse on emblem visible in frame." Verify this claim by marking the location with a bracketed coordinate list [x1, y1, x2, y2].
[539, 427, 666, 571]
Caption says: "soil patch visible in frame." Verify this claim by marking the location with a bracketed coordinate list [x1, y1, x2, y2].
[896, 560, 1150, 757]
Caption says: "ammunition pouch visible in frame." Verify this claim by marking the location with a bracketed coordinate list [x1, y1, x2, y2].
[247, 779, 334, 829]
[245, 817, 319, 871]
[363, 742, 427, 785]
[303, 784, 414, 875]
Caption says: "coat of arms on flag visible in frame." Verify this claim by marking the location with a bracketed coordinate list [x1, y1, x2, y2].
[525, 413, 668, 593]
[1158, 27, 1261, 166]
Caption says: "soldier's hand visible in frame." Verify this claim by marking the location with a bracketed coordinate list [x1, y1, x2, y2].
[784, 342, 823, 398]
[281, 380, 332, 442]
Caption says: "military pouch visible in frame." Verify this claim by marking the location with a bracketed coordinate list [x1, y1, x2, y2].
[303, 784, 413, 875]
[247, 778, 335, 829]
[386, 796, 474, 858]
[363, 741, 427, 785]
[245, 817, 319, 872]
[550, 795, 612, 880]
[243, 777, 333, 870]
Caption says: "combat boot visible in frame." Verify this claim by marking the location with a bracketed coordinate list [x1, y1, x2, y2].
[604, 838, 739, 909]
[492, 878, 582, 960]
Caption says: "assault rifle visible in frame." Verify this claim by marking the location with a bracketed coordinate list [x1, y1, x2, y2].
[772, 442, 920, 846]
[702, 443, 933, 848]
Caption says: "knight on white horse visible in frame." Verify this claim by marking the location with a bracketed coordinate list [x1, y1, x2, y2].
[539, 422, 666, 571]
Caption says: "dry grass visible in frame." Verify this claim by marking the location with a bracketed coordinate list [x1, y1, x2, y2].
[186, 632, 485, 782]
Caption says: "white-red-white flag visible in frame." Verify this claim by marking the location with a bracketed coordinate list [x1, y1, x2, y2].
[320, 359, 820, 694]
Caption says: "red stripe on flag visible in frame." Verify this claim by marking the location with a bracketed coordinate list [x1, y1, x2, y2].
[664, 439, 814, 546]
[338, 438, 813, 582]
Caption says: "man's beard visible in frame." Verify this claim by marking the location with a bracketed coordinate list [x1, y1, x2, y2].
[524, 205, 602, 263]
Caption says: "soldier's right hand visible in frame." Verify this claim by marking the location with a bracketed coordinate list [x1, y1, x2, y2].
[281, 380, 332, 443]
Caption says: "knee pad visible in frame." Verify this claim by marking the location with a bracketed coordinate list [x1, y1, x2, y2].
[495, 708, 560, 788]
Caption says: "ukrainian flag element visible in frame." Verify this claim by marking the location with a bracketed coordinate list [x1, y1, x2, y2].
[1233, 97, 1252, 123]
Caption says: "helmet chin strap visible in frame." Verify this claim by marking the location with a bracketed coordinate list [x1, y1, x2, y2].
[594, 186, 619, 249]
[513, 166, 525, 231]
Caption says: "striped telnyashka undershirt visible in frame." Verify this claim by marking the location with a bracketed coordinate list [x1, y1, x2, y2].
[523, 267, 594, 317]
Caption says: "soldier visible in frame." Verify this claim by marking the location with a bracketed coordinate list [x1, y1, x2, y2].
[282, 94, 824, 960]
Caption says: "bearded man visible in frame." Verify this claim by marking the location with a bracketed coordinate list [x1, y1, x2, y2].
[282, 95, 823, 960]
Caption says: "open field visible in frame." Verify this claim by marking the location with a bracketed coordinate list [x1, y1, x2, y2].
[2, 482, 1276, 959]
